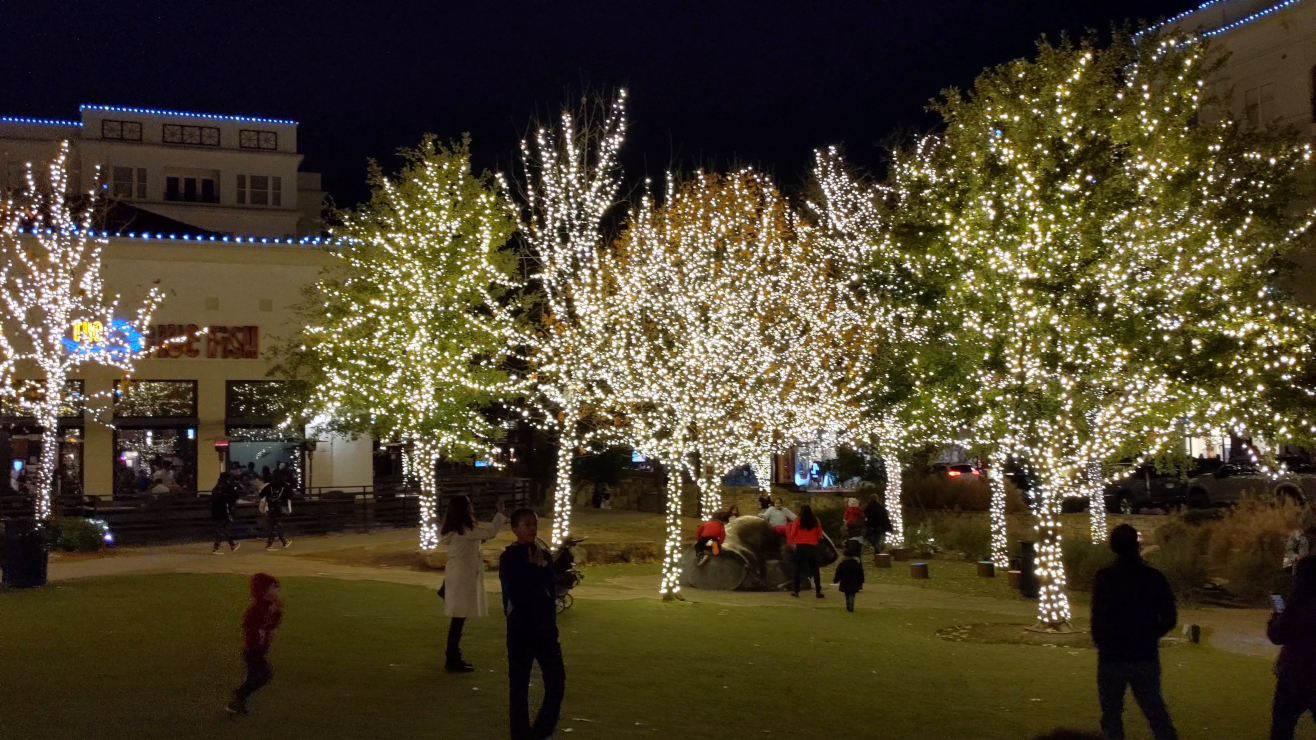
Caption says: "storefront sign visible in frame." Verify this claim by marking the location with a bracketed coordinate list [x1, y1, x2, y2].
[63, 319, 146, 361]
[145, 324, 259, 359]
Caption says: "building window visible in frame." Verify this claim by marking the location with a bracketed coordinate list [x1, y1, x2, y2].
[112, 167, 148, 199]
[239, 130, 278, 150]
[0, 379, 86, 420]
[162, 124, 220, 147]
[101, 120, 143, 141]
[237, 175, 282, 206]
[1245, 82, 1276, 127]
[113, 380, 198, 419]
[164, 175, 219, 203]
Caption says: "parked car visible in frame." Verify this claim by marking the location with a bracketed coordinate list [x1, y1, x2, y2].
[929, 463, 983, 479]
[1103, 465, 1189, 514]
[1184, 462, 1316, 508]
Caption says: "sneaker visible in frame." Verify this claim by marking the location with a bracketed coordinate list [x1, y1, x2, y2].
[225, 702, 248, 715]
[445, 660, 476, 673]
[696, 553, 710, 567]
[847, 604, 855, 613]
[212, 549, 225, 556]
[231, 542, 242, 552]
[265, 545, 277, 552]
[816, 592, 824, 599]
[282, 540, 292, 549]
[790, 592, 799, 598]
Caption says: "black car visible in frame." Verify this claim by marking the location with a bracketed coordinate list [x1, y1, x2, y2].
[1103, 465, 1188, 514]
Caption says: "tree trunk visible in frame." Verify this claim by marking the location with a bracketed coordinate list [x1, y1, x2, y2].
[413, 439, 442, 550]
[1086, 461, 1108, 542]
[987, 452, 1010, 569]
[750, 455, 773, 497]
[696, 473, 721, 517]
[33, 374, 64, 521]
[1033, 466, 1073, 629]
[659, 469, 686, 599]
[549, 410, 579, 547]
[879, 447, 904, 547]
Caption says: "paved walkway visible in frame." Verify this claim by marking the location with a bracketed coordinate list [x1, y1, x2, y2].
[46, 530, 1276, 658]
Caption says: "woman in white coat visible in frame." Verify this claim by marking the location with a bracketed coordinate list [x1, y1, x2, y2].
[440, 494, 506, 672]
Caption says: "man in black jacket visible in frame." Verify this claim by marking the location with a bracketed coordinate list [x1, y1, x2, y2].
[1090, 523, 1178, 740]
[211, 470, 243, 554]
[499, 509, 565, 740]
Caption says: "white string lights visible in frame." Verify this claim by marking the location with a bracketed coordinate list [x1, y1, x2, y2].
[0, 142, 162, 519]
[290, 137, 529, 549]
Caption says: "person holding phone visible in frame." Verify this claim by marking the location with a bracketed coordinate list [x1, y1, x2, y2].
[1268, 557, 1316, 739]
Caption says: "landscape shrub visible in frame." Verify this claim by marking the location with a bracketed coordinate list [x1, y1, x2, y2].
[1062, 537, 1115, 592]
[902, 474, 991, 511]
[903, 521, 939, 558]
[1224, 530, 1290, 606]
[815, 505, 847, 545]
[934, 515, 991, 561]
[52, 517, 107, 552]
[1146, 522, 1209, 599]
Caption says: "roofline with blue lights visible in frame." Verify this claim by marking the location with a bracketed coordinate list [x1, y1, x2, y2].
[1141, 0, 1306, 38]
[0, 116, 82, 127]
[12, 227, 337, 248]
[79, 105, 297, 126]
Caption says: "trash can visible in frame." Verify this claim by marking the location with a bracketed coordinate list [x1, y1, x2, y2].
[2, 519, 49, 588]
[1016, 540, 1039, 599]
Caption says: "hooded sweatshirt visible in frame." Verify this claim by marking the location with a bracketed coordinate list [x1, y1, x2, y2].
[242, 573, 283, 655]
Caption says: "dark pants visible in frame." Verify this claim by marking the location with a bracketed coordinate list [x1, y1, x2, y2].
[1097, 658, 1178, 740]
[508, 635, 566, 740]
[793, 544, 821, 595]
[213, 518, 236, 550]
[695, 536, 717, 555]
[234, 650, 272, 708]
[446, 617, 466, 663]
[266, 510, 287, 547]
[1271, 677, 1316, 740]
[844, 592, 856, 611]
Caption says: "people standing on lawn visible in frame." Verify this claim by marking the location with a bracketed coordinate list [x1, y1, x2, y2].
[864, 493, 894, 562]
[759, 496, 797, 536]
[1283, 507, 1316, 574]
[789, 504, 825, 599]
[227, 572, 283, 715]
[439, 494, 507, 672]
[694, 510, 730, 567]
[833, 541, 865, 612]
[1268, 556, 1316, 739]
[1090, 523, 1179, 740]
[500, 508, 566, 740]
[262, 470, 294, 550]
[211, 470, 243, 554]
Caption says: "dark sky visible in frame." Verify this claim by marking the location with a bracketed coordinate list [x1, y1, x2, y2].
[1, 0, 1193, 205]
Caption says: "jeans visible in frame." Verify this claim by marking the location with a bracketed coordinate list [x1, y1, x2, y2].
[213, 518, 236, 550]
[508, 635, 566, 740]
[234, 650, 272, 708]
[866, 531, 886, 555]
[446, 617, 466, 663]
[844, 592, 856, 611]
[266, 510, 287, 547]
[793, 544, 821, 595]
[1271, 677, 1316, 740]
[1097, 658, 1178, 740]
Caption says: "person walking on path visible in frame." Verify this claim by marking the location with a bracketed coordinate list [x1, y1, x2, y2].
[211, 470, 243, 554]
[500, 509, 566, 740]
[439, 494, 506, 672]
[788, 505, 825, 599]
[1268, 557, 1316, 739]
[226, 572, 283, 715]
[262, 470, 294, 550]
[833, 541, 865, 612]
[863, 493, 893, 562]
[1090, 523, 1178, 740]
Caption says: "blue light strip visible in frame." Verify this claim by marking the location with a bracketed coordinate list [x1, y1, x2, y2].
[1141, 0, 1305, 37]
[79, 104, 297, 126]
[13, 227, 335, 247]
[0, 116, 82, 127]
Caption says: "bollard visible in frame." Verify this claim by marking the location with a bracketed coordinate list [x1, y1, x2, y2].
[1008, 570, 1021, 589]
[892, 547, 912, 562]
[910, 562, 930, 579]
[874, 553, 893, 568]
[976, 561, 995, 578]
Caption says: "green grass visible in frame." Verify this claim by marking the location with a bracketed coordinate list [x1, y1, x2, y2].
[0, 573, 1300, 739]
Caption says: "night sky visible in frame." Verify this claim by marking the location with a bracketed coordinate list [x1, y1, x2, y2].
[1, 1, 1193, 205]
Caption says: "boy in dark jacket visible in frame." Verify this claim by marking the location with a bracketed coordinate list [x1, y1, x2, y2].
[1090, 524, 1178, 740]
[1268, 557, 1316, 739]
[833, 541, 865, 612]
[500, 509, 565, 740]
[227, 572, 283, 714]
[262, 471, 295, 550]
[211, 471, 243, 554]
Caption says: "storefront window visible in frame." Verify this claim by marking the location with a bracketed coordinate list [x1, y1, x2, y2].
[225, 381, 290, 421]
[4, 427, 83, 502]
[226, 382, 301, 488]
[113, 380, 197, 418]
[114, 427, 198, 497]
[0, 379, 85, 419]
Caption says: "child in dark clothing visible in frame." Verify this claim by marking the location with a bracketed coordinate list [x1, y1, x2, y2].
[227, 572, 283, 714]
[833, 542, 865, 612]
[500, 509, 566, 740]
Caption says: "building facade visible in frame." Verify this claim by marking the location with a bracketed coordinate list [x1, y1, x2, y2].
[1, 105, 370, 500]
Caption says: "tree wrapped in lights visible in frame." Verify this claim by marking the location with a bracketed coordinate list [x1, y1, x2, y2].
[0, 143, 162, 518]
[285, 138, 527, 549]
[869, 33, 1316, 628]
[518, 92, 629, 547]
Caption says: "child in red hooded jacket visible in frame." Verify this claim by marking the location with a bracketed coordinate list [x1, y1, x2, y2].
[227, 573, 283, 714]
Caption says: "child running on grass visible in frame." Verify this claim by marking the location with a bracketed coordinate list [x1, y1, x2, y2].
[227, 573, 283, 715]
[833, 542, 865, 612]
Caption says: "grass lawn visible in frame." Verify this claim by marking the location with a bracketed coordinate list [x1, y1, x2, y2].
[1, 573, 1301, 739]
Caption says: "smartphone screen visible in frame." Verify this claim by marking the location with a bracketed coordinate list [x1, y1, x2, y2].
[1272, 593, 1286, 612]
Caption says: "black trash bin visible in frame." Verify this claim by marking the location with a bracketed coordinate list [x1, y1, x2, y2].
[2, 519, 49, 588]
[1017, 540, 1039, 599]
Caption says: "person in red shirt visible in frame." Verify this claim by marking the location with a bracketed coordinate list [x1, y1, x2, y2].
[227, 572, 284, 714]
[695, 510, 731, 566]
[789, 505, 825, 598]
[842, 497, 864, 543]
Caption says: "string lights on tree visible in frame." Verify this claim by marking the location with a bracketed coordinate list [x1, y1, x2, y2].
[281, 137, 528, 549]
[0, 142, 162, 519]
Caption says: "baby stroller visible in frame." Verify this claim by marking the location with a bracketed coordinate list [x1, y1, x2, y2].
[550, 535, 586, 613]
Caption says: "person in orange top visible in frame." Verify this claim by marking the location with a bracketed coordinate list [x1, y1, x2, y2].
[695, 510, 731, 567]
[789, 505, 825, 598]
